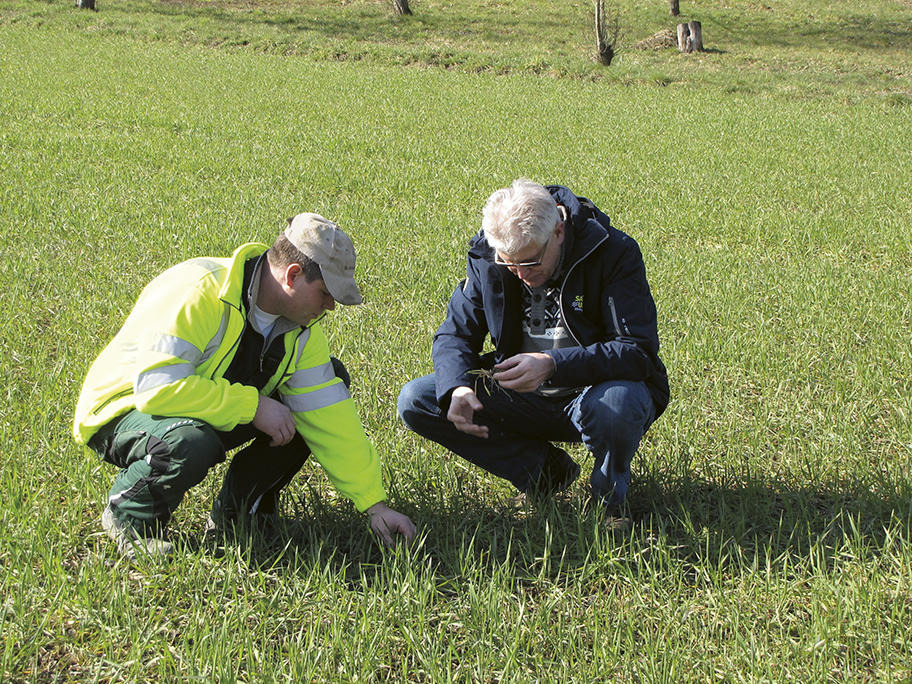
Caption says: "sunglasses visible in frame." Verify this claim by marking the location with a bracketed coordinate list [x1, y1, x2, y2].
[494, 234, 553, 268]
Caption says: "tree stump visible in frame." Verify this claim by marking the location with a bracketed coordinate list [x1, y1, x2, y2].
[677, 21, 703, 53]
[669, 0, 679, 16]
[688, 21, 703, 50]
[75, 0, 96, 8]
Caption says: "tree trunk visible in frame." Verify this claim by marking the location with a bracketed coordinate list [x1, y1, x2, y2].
[676, 23, 690, 52]
[677, 21, 703, 52]
[669, 0, 679, 16]
[594, 0, 616, 65]
[392, 0, 412, 15]
[75, 0, 96, 9]
[595, 40, 615, 66]
[688, 20, 703, 51]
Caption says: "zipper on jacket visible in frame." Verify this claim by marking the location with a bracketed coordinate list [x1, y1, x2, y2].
[268, 329, 304, 394]
[258, 332, 267, 373]
[557, 233, 609, 346]
[258, 337, 271, 372]
[608, 296, 624, 337]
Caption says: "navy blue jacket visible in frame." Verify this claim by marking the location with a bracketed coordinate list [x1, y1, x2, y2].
[432, 185, 669, 419]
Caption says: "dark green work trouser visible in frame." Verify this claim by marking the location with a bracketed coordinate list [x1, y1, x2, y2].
[88, 414, 310, 535]
[87, 360, 348, 536]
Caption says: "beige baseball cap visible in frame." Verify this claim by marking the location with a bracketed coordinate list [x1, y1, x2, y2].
[284, 213, 363, 305]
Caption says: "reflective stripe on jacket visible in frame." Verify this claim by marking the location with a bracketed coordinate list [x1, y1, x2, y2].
[73, 242, 385, 511]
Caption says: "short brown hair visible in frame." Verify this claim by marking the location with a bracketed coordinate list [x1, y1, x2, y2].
[267, 231, 322, 282]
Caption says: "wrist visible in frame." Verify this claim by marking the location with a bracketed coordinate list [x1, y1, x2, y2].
[366, 501, 389, 515]
[246, 386, 264, 423]
[543, 353, 556, 379]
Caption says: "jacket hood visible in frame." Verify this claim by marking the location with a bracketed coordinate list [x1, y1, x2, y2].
[547, 185, 612, 264]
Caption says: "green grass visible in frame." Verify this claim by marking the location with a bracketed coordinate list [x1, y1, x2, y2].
[2, 0, 912, 680]
[4, 0, 912, 97]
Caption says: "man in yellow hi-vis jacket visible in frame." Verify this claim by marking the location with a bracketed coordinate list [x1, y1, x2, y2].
[74, 213, 416, 559]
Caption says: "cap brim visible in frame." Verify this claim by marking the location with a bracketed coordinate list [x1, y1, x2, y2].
[320, 266, 362, 305]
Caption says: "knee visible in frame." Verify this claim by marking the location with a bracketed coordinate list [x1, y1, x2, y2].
[397, 378, 422, 424]
[577, 382, 653, 434]
[397, 376, 436, 427]
[160, 423, 225, 484]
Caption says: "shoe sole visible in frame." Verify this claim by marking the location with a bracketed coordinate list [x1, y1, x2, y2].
[100, 506, 173, 559]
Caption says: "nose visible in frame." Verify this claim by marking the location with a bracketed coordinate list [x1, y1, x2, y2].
[514, 266, 536, 283]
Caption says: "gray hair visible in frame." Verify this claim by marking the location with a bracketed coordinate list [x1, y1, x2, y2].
[481, 179, 559, 256]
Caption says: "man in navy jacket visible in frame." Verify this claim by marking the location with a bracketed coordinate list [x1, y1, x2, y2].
[398, 180, 669, 509]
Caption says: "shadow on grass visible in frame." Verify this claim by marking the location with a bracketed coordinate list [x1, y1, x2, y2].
[699, 12, 912, 52]
[128, 0, 563, 50]
[62, 0, 912, 60]
[184, 469, 912, 588]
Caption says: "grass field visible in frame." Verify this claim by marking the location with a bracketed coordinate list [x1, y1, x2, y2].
[2, 0, 911, 680]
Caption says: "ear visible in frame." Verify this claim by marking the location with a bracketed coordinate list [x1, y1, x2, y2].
[282, 263, 302, 290]
[553, 220, 566, 245]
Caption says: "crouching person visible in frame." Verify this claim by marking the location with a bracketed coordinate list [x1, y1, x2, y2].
[74, 213, 416, 559]
[398, 180, 669, 514]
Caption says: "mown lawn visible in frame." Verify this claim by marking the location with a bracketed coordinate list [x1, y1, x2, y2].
[1, 0, 911, 680]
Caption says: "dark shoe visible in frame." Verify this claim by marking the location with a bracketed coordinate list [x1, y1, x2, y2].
[206, 507, 282, 541]
[101, 505, 173, 560]
[603, 512, 632, 533]
[595, 499, 632, 533]
[531, 448, 581, 497]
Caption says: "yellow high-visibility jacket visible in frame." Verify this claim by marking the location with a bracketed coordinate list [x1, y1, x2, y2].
[73, 243, 386, 512]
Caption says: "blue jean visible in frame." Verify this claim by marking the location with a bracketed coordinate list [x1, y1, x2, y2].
[397, 375, 655, 506]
